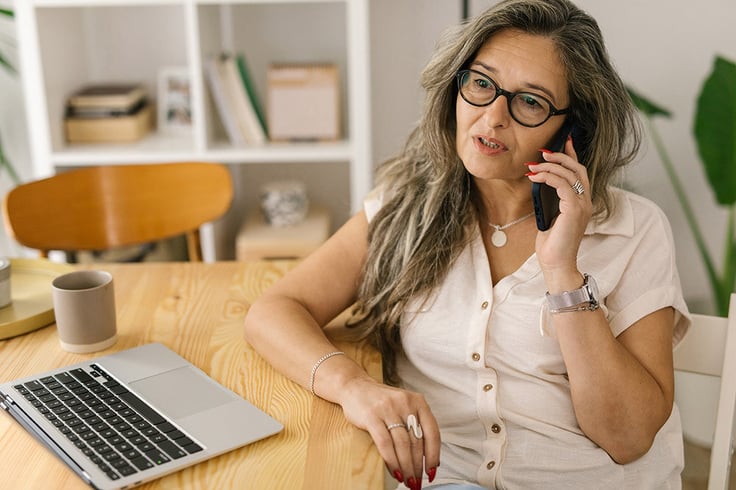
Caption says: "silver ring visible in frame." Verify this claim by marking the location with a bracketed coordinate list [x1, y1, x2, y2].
[386, 422, 406, 431]
[407, 414, 423, 439]
[572, 180, 585, 195]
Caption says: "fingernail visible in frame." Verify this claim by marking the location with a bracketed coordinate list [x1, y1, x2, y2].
[524, 171, 535, 177]
[524, 161, 538, 167]
[393, 469, 403, 482]
[539, 148, 552, 154]
[427, 466, 437, 482]
[407, 476, 417, 489]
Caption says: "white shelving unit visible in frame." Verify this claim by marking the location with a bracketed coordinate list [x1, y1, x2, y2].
[14, 0, 372, 260]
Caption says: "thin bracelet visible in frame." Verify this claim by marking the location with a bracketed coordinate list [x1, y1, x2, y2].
[309, 351, 345, 396]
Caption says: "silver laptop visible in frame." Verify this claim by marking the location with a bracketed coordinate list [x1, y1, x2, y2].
[0, 343, 283, 489]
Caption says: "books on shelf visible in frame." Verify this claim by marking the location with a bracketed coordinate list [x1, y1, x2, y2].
[64, 83, 152, 143]
[65, 103, 153, 143]
[204, 53, 267, 146]
[68, 83, 147, 111]
[205, 57, 246, 146]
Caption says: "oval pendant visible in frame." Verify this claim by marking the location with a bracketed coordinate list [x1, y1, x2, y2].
[491, 229, 507, 247]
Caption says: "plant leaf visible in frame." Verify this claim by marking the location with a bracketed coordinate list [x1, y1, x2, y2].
[0, 52, 15, 74]
[626, 87, 672, 118]
[694, 56, 736, 205]
[0, 9, 13, 18]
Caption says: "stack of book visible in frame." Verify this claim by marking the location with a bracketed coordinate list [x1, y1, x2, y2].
[64, 83, 152, 143]
[205, 53, 267, 146]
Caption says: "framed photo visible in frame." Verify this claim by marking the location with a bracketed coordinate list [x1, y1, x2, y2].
[157, 67, 192, 134]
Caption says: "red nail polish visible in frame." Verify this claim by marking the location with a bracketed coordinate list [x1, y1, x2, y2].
[407, 476, 416, 489]
[393, 469, 403, 482]
[539, 148, 552, 154]
[524, 161, 539, 166]
[427, 466, 437, 482]
[525, 171, 535, 177]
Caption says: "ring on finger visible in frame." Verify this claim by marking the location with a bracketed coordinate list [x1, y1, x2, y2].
[386, 422, 406, 431]
[572, 180, 585, 196]
[406, 414, 423, 439]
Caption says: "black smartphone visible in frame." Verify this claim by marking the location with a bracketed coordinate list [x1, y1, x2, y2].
[532, 119, 575, 231]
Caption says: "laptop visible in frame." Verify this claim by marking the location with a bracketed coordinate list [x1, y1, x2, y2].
[0, 342, 283, 489]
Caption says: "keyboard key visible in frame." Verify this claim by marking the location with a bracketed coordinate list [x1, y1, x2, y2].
[182, 443, 203, 454]
[118, 392, 165, 425]
[157, 440, 187, 460]
[24, 380, 44, 392]
[144, 449, 171, 466]
[130, 456, 154, 471]
[54, 373, 75, 385]
[69, 368, 94, 384]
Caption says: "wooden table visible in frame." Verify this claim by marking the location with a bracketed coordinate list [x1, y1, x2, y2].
[0, 260, 384, 489]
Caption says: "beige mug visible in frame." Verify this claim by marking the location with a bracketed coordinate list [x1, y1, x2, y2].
[52, 270, 117, 353]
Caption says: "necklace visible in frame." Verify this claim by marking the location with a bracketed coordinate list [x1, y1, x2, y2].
[488, 212, 535, 247]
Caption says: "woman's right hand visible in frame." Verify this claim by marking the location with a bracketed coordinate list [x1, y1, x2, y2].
[337, 377, 440, 489]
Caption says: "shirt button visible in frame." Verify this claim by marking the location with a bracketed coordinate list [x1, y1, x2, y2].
[481, 301, 489, 309]
[472, 353, 481, 361]
[487, 460, 496, 470]
[483, 384, 493, 392]
[491, 424, 501, 434]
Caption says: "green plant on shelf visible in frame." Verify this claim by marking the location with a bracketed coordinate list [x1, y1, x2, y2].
[628, 55, 736, 316]
[0, 6, 20, 185]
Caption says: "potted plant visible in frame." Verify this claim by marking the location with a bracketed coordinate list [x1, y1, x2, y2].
[628, 55, 736, 316]
[0, 6, 20, 185]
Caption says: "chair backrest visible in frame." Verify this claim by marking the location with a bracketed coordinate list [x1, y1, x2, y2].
[2, 162, 233, 262]
[673, 293, 736, 490]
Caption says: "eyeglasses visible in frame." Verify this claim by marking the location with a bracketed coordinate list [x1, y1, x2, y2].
[456, 69, 569, 128]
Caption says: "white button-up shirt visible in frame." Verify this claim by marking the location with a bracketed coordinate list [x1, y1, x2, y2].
[368, 187, 690, 489]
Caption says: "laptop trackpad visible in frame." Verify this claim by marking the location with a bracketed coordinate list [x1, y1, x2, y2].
[129, 366, 235, 420]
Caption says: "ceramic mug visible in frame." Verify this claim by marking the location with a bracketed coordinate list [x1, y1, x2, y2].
[51, 270, 117, 353]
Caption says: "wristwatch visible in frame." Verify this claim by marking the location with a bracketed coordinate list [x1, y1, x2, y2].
[545, 274, 600, 313]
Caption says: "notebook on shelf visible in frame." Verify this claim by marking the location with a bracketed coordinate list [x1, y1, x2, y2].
[0, 343, 283, 490]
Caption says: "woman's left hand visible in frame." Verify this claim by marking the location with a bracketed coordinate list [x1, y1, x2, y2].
[527, 136, 592, 279]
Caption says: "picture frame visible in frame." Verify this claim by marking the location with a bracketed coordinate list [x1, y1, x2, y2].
[157, 67, 192, 134]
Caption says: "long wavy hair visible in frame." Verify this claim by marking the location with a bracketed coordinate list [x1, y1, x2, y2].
[351, 0, 642, 385]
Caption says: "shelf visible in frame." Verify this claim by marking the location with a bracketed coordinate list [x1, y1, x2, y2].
[50, 138, 353, 166]
[31, 0, 184, 6]
[17, 0, 371, 260]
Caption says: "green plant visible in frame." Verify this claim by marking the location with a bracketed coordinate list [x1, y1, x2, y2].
[0, 7, 20, 185]
[628, 55, 736, 316]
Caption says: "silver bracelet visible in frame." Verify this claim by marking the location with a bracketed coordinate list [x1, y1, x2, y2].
[309, 351, 345, 396]
[548, 303, 600, 314]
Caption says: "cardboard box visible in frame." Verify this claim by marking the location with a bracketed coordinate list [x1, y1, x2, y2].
[267, 64, 339, 141]
[236, 205, 331, 261]
[64, 103, 153, 143]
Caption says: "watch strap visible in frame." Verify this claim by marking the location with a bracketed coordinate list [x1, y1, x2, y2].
[545, 274, 599, 312]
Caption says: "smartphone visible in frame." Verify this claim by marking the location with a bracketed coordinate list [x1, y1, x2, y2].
[531, 119, 575, 231]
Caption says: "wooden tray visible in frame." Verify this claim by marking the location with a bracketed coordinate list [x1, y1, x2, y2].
[0, 258, 74, 340]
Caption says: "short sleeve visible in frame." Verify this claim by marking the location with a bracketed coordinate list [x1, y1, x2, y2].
[604, 197, 690, 346]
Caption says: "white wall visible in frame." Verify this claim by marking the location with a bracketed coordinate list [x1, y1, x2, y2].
[1, 0, 734, 312]
[370, 0, 736, 313]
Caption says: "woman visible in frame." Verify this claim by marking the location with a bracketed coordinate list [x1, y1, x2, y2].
[244, 0, 690, 488]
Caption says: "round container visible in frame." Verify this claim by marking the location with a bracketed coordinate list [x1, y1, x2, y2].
[0, 258, 11, 308]
[259, 180, 309, 227]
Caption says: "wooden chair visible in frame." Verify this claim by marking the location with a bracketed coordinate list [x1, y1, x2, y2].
[674, 293, 736, 490]
[2, 162, 233, 262]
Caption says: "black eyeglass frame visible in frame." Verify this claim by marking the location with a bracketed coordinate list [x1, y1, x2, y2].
[456, 69, 569, 128]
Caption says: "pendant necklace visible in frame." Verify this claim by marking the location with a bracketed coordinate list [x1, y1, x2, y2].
[488, 212, 535, 247]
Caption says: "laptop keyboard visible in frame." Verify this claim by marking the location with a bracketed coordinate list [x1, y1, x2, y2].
[12, 364, 203, 481]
